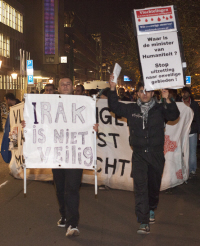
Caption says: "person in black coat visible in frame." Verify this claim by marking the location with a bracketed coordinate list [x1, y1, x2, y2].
[108, 75, 180, 234]
[118, 87, 131, 101]
[182, 87, 200, 177]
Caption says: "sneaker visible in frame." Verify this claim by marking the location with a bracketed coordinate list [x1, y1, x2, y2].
[137, 224, 150, 234]
[149, 210, 155, 224]
[57, 217, 66, 227]
[66, 225, 80, 237]
[189, 172, 197, 179]
[191, 171, 197, 177]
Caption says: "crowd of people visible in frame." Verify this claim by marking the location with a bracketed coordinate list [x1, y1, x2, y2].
[1, 77, 200, 236]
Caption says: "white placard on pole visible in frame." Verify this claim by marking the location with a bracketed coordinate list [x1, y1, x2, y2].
[137, 31, 184, 90]
[23, 94, 97, 194]
[132, 5, 185, 90]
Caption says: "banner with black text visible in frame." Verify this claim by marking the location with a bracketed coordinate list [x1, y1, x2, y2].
[82, 99, 193, 191]
[23, 94, 96, 169]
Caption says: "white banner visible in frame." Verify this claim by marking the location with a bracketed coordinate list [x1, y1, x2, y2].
[9, 103, 25, 179]
[133, 5, 184, 90]
[9, 99, 193, 191]
[82, 100, 193, 191]
[23, 94, 96, 169]
[137, 32, 184, 90]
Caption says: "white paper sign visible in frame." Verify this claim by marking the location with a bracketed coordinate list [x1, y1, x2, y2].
[112, 63, 122, 83]
[134, 5, 177, 35]
[9, 103, 25, 178]
[137, 31, 184, 90]
[23, 94, 96, 169]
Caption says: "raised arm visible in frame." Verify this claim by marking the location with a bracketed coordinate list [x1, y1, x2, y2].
[161, 89, 180, 121]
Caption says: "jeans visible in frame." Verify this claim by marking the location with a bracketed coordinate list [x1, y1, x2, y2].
[52, 168, 83, 227]
[189, 133, 197, 174]
[132, 151, 165, 224]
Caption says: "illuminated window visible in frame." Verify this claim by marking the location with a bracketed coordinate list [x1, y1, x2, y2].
[0, 75, 2, 89]
[20, 15, 23, 32]
[44, 0, 55, 55]
[3, 75, 6, 89]
[6, 38, 9, 57]
[0, 1, 23, 33]
[0, 2, 1, 22]
[12, 8, 15, 29]
[0, 33, 10, 57]
[9, 6, 12, 28]
[7, 75, 10, 89]
[6, 5, 9, 25]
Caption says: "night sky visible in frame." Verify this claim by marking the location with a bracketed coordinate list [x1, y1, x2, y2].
[65, 0, 146, 42]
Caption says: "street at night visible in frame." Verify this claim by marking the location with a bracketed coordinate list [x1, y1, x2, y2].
[0, 124, 200, 246]
[1, 0, 200, 245]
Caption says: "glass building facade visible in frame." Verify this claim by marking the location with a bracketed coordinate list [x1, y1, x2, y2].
[0, 0, 25, 99]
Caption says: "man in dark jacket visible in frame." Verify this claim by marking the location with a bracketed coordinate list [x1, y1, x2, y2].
[118, 87, 131, 101]
[182, 87, 200, 177]
[108, 76, 180, 234]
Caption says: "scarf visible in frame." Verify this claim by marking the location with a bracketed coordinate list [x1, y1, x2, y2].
[137, 98, 155, 129]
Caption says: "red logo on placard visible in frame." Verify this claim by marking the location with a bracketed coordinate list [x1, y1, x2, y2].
[170, 15, 173, 19]
[163, 16, 165, 19]
[138, 19, 141, 22]
[176, 169, 183, 179]
[164, 135, 177, 155]
[136, 7, 172, 18]
[157, 17, 161, 21]
[145, 19, 148, 22]
[166, 17, 169, 20]
[151, 18, 154, 21]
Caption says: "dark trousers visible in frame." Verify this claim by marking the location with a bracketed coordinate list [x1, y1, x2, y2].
[132, 151, 165, 224]
[52, 168, 83, 227]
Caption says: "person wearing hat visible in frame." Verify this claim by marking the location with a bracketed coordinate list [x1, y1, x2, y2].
[182, 87, 200, 178]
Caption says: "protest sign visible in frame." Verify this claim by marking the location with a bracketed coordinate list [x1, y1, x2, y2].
[23, 94, 96, 170]
[132, 5, 185, 90]
[9, 99, 192, 191]
[134, 6, 177, 35]
[137, 32, 184, 90]
[112, 63, 122, 83]
[82, 99, 192, 191]
[9, 103, 25, 179]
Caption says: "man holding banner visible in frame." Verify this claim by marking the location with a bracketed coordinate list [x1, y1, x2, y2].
[52, 78, 97, 237]
[50, 78, 82, 236]
[23, 78, 97, 237]
[108, 76, 180, 234]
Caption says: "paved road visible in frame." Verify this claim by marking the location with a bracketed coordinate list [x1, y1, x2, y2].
[0, 129, 200, 246]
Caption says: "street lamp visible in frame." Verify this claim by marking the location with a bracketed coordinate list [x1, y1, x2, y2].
[49, 77, 53, 83]
[11, 70, 18, 96]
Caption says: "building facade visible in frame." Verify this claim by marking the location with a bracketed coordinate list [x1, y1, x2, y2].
[0, 0, 102, 99]
[0, 0, 25, 100]
[64, 11, 102, 84]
